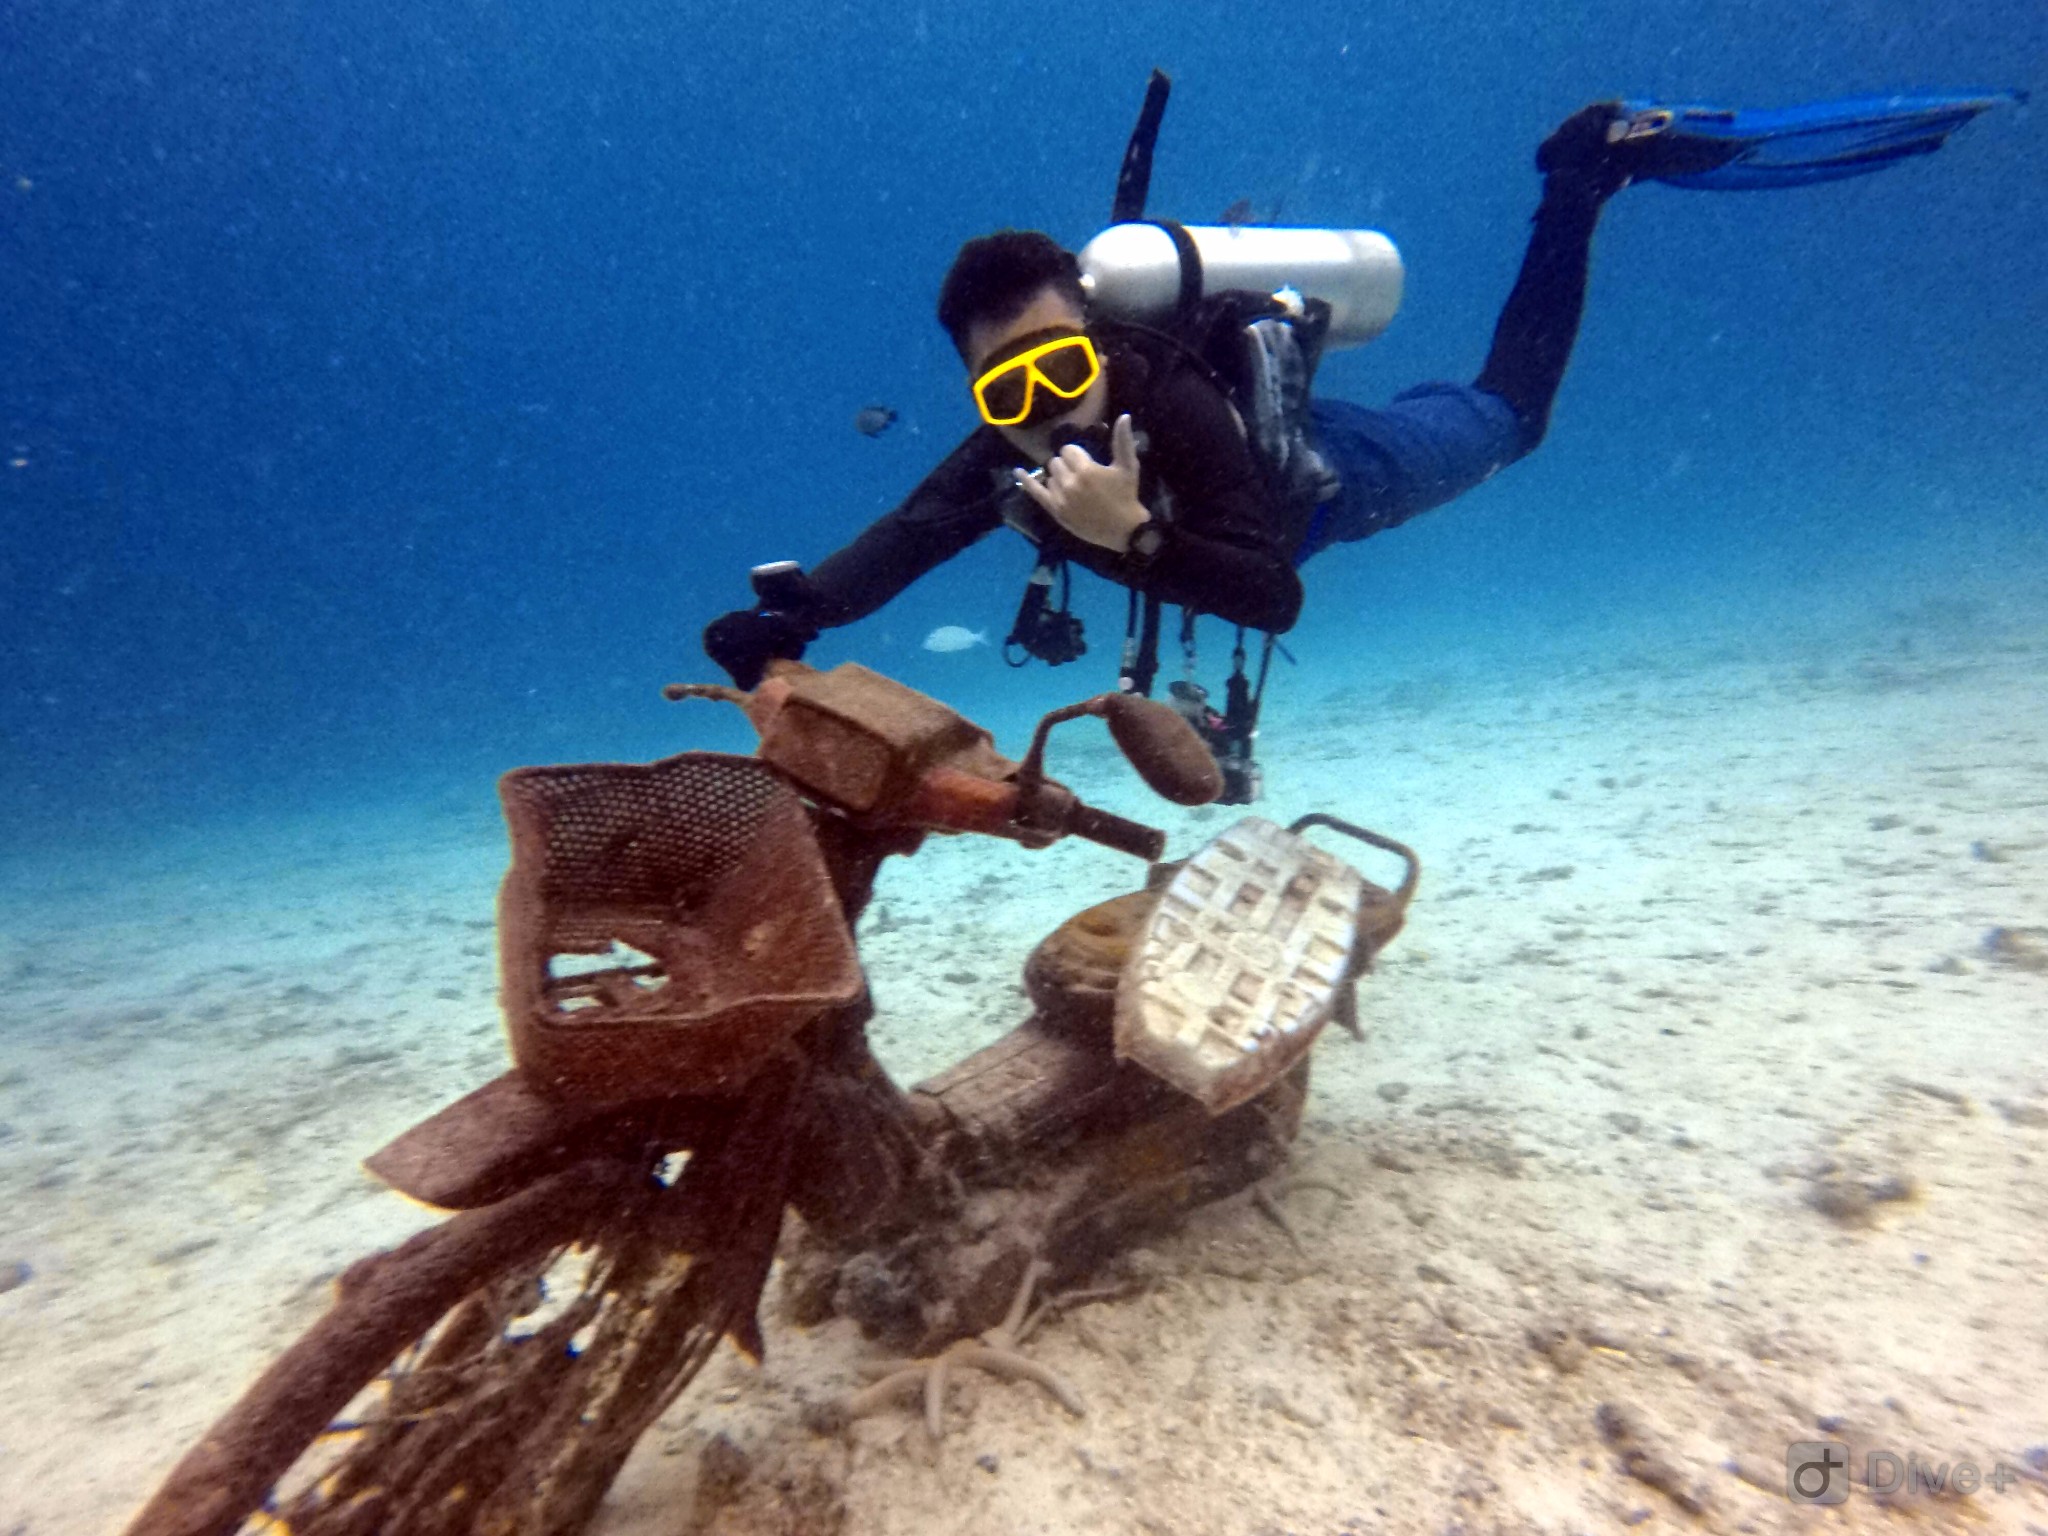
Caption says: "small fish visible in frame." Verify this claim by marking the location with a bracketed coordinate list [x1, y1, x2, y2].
[854, 404, 898, 438]
[921, 625, 989, 653]
[1219, 193, 1289, 230]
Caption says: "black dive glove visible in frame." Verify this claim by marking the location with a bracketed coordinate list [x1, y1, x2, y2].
[703, 607, 816, 690]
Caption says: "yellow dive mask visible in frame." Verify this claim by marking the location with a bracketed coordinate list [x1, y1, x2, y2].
[970, 329, 1102, 428]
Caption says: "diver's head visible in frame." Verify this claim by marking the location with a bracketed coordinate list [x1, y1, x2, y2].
[939, 230, 1109, 460]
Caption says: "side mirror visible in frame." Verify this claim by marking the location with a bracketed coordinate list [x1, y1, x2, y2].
[1097, 693, 1223, 807]
[1016, 691, 1223, 811]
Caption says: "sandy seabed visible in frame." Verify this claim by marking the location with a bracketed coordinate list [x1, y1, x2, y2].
[3, 605, 2045, 1536]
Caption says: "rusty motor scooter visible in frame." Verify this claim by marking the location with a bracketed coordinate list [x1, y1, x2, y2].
[126, 661, 1417, 1536]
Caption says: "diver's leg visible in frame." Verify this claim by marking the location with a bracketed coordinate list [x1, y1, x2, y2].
[1473, 104, 1632, 451]
[1299, 389, 1525, 560]
[1293, 108, 1634, 565]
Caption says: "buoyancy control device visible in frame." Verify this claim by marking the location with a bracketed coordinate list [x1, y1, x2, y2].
[1003, 69, 1403, 803]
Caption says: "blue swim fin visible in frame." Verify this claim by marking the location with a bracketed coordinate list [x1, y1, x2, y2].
[1616, 90, 2026, 190]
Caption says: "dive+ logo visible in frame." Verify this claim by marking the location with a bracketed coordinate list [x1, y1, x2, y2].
[1786, 1442, 2029, 1504]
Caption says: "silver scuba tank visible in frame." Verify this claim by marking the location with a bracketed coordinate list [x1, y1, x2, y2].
[1076, 223, 1404, 348]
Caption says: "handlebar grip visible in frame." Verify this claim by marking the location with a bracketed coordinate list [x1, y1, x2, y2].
[1065, 802, 1166, 862]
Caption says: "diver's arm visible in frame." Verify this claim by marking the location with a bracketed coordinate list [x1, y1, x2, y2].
[801, 431, 1011, 627]
[702, 431, 1012, 687]
[1123, 372, 1304, 633]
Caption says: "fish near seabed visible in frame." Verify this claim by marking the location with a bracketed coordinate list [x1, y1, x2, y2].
[922, 626, 989, 654]
[854, 404, 898, 438]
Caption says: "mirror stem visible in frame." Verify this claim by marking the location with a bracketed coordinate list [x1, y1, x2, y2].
[1015, 699, 1100, 792]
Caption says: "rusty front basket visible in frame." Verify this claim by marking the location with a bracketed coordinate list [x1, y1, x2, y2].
[497, 752, 864, 1104]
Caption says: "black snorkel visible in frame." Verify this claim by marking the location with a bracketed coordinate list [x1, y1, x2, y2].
[1110, 70, 1172, 225]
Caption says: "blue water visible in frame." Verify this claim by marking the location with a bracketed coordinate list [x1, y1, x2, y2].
[3, 0, 2041, 852]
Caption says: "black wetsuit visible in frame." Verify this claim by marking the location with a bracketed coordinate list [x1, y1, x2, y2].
[803, 323, 1304, 636]
[703, 120, 1622, 689]
[802, 162, 1605, 623]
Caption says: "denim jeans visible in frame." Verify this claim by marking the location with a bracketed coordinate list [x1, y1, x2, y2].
[1297, 384, 1530, 564]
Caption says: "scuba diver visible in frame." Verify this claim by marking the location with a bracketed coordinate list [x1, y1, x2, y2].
[702, 87, 2019, 801]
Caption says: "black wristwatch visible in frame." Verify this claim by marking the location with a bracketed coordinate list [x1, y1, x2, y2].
[1125, 520, 1167, 567]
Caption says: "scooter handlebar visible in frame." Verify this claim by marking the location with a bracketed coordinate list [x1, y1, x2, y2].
[900, 767, 1165, 862]
[669, 664, 1172, 863]
[1063, 800, 1168, 862]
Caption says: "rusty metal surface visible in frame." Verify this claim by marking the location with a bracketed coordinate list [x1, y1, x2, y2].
[363, 1072, 727, 1212]
[364, 1072, 604, 1209]
[498, 752, 863, 1105]
[754, 663, 1006, 816]
[121, 1162, 647, 1536]
[1022, 887, 1161, 1034]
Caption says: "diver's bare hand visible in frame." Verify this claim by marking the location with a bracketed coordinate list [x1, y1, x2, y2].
[1014, 413, 1151, 554]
